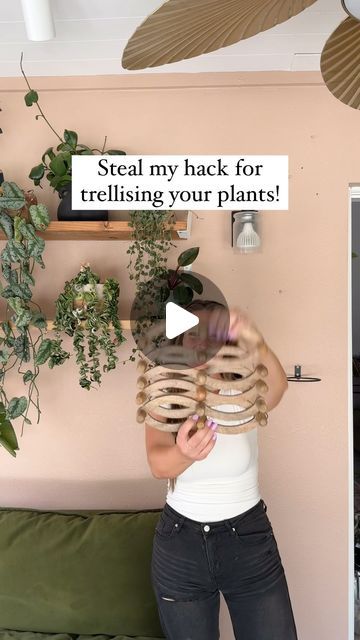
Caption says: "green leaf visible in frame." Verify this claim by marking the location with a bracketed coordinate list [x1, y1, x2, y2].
[24, 89, 38, 106]
[28, 236, 45, 261]
[7, 297, 23, 315]
[14, 308, 33, 329]
[29, 164, 45, 181]
[29, 204, 50, 230]
[13, 215, 25, 242]
[0, 182, 25, 210]
[23, 370, 33, 383]
[49, 156, 67, 177]
[13, 333, 30, 361]
[1, 239, 28, 263]
[41, 147, 55, 165]
[1, 321, 12, 338]
[21, 268, 35, 287]
[76, 144, 93, 155]
[64, 129, 78, 147]
[2, 283, 32, 301]
[8, 268, 19, 285]
[173, 285, 193, 305]
[7, 396, 27, 419]
[35, 338, 53, 365]
[30, 312, 47, 330]
[105, 149, 126, 155]
[0, 212, 14, 239]
[177, 247, 200, 267]
[0, 406, 19, 457]
[179, 272, 203, 294]
[0, 348, 9, 364]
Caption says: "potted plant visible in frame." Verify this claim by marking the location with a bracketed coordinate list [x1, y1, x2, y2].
[53, 264, 126, 389]
[127, 210, 201, 360]
[0, 181, 69, 455]
[20, 53, 126, 222]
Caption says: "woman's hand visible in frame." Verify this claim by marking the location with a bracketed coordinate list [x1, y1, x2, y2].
[176, 415, 218, 461]
[208, 307, 267, 353]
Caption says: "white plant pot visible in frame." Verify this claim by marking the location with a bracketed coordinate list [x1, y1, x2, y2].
[73, 283, 105, 310]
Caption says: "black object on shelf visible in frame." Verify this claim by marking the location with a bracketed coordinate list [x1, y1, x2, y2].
[57, 187, 108, 222]
[286, 364, 321, 382]
[0, 170, 4, 185]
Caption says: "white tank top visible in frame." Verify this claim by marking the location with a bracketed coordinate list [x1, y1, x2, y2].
[165, 389, 261, 522]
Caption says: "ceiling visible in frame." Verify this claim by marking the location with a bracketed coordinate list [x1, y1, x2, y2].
[0, 0, 347, 77]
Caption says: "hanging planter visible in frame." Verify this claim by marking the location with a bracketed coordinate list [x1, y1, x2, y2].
[54, 264, 126, 390]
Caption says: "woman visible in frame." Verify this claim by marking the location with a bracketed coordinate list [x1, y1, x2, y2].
[146, 300, 298, 640]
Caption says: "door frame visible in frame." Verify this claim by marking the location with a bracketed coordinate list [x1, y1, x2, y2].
[349, 185, 360, 639]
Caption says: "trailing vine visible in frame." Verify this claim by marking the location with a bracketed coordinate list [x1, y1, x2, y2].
[126, 210, 202, 362]
[0, 181, 69, 453]
[126, 211, 176, 359]
[53, 264, 126, 389]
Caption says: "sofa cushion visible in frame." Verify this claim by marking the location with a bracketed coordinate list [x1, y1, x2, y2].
[0, 632, 163, 640]
[0, 507, 164, 638]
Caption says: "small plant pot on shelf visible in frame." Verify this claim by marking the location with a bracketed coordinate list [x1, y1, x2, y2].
[57, 187, 108, 222]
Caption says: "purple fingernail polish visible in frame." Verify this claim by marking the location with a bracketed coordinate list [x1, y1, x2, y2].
[192, 414, 199, 421]
[210, 422, 217, 431]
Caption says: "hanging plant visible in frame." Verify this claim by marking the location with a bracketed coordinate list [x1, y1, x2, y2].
[126, 210, 201, 360]
[53, 264, 126, 389]
[20, 53, 126, 221]
[0, 181, 69, 455]
[127, 211, 176, 356]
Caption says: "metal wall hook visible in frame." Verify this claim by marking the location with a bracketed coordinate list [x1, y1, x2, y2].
[286, 365, 321, 382]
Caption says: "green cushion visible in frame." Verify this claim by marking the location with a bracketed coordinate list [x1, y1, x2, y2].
[0, 507, 164, 638]
[0, 633, 162, 640]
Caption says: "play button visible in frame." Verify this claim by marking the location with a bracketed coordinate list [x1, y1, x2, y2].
[130, 270, 229, 370]
[165, 302, 199, 339]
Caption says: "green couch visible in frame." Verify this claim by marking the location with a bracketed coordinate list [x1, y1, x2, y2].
[0, 506, 165, 640]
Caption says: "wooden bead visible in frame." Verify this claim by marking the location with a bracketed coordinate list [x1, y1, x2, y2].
[197, 415, 207, 429]
[136, 391, 147, 405]
[255, 380, 268, 394]
[255, 398, 267, 412]
[196, 372, 207, 385]
[137, 359, 147, 373]
[255, 411, 268, 427]
[196, 386, 207, 402]
[136, 409, 146, 423]
[137, 376, 147, 389]
[256, 364, 268, 378]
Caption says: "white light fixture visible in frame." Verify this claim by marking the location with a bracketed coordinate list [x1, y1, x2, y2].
[21, 0, 55, 41]
[341, 0, 360, 20]
[231, 210, 261, 254]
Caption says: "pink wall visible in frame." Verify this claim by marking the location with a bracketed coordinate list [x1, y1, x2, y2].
[0, 71, 354, 639]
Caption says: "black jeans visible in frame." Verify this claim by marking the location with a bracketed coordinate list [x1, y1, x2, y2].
[151, 498, 298, 640]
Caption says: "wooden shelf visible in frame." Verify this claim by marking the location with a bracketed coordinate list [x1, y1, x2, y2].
[0, 220, 189, 241]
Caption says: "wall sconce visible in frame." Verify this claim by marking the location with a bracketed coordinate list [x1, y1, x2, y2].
[231, 210, 261, 253]
[21, 0, 55, 41]
[287, 365, 321, 383]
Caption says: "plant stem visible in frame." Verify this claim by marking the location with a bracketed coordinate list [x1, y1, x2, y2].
[20, 51, 64, 144]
